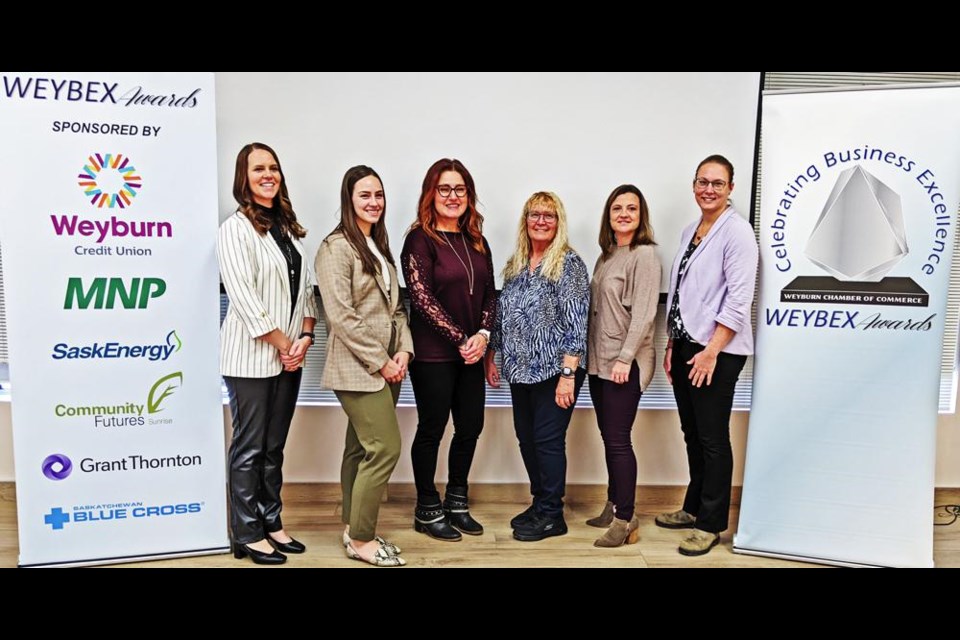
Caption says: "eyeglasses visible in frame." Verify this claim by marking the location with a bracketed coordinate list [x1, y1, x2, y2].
[694, 178, 728, 191]
[527, 211, 557, 224]
[436, 185, 468, 198]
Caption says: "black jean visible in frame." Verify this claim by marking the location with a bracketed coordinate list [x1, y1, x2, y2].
[509, 370, 586, 519]
[409, 360, 486, 504]
[670, 339, 746, 534]
[588, 362, 642, 521]
[223, 369, 302, 544]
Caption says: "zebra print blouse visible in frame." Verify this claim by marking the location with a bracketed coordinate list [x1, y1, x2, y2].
[491, 250, 590, 385]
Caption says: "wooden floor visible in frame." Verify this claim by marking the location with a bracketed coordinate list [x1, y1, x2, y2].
[2, 483, 959, 568]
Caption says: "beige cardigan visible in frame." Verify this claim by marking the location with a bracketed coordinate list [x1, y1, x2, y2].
[315, 232, 414, 392]
[587, 244, 661, 391]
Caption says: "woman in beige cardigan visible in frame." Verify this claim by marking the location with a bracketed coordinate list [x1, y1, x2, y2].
[316, 165, 414, 567]
[585, 184, 661, 547]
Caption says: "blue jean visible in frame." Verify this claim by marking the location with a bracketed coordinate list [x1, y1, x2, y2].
[509, 370, 586, 518]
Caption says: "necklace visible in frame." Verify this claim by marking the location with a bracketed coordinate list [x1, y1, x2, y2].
[694, 219, 711, 244]
[441, 230, 475, 295]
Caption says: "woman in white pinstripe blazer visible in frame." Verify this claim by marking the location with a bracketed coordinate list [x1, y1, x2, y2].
[217, 143, 319, 565]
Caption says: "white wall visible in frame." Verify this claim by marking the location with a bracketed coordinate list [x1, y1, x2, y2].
[214, 72, 761, 289]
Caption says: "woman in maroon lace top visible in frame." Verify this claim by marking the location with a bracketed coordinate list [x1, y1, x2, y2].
[400, 158, 496, 541]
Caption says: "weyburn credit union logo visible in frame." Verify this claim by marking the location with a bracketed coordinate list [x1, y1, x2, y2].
[77, 153, 141, 209]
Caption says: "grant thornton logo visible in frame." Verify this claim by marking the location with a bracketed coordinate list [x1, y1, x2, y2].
[77, 153, 141, 208]
[42, 453, 73, 480]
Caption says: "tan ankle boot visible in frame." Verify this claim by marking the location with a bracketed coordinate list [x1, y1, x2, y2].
[593, 515, 640, 548]
[585, 501, 615, 528]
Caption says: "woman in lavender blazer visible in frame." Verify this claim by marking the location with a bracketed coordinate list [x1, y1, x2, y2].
[656, 154, 758, 557]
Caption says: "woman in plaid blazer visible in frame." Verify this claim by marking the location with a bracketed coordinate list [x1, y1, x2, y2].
[316, 165, 414, 567]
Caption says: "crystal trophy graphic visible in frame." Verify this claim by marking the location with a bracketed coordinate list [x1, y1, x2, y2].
[780, 165, 928, 307]
[805, 165, 907, 281]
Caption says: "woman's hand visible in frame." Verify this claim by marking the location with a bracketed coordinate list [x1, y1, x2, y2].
[687, 349, 717, 387]
[459, 333, 488, 365]
[485, 350, 500, 388]
[380, 358, 403, 384]
[556, 376, 576, 409]
[611, 360, 631, 385]
[663, 345, 673, 384]
[392, 352, 411, 381]
[282, 336, 311, 369]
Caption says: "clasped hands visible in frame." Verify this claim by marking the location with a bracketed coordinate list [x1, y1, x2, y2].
[280, 336, 312, 372]
[459, 332, 488, 365]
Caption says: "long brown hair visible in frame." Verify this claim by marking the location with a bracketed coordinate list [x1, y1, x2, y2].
[232, 142, 306, 238]
[598, 184, 656, 260]
[409, 158, 485, 254]
[331, 165, 395, 277]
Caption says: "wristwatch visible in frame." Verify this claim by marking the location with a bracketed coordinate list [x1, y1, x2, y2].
[299, 331, 315, 345]
[560, 366, 575, 378]
[477, 329, 491, 342]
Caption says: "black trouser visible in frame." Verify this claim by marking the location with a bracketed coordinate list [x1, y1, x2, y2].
[588, 362, 642, 522]
[670, 339, 746, 534]
[223, 369, 302, 544]
[409, 360, 486, 504]
[509, 370, 586, 519]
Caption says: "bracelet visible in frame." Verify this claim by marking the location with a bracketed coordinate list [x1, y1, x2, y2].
[299, 331, 315, 344]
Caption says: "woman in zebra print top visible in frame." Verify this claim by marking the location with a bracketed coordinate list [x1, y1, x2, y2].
[486, 191, 589, 542]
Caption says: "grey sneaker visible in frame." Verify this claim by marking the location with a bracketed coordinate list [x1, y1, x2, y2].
[655, 509, 696, 529]
[678, 529, 720, 556]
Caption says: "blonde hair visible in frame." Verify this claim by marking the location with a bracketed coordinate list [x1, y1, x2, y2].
[502, 191, 574, 283]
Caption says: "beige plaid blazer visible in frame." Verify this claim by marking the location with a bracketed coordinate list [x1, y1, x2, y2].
[315, 232, 414, 392]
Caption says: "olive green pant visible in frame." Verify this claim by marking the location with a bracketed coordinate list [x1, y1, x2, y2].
[335, 382, 402, 542]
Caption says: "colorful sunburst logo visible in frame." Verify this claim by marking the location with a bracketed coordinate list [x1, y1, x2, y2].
[77, 153, 142, 208]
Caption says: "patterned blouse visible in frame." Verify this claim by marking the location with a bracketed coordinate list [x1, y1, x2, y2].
[667, 239, 698, 343]
[491, 250, 590, 385]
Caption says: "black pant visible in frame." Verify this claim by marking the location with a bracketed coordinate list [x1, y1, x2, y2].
[588, 362, 642, 521]
[223, 369, 302, 544]
[670, 339, 746, 534]
[510, 370, 586, 518]
[409, 360, 486, 504]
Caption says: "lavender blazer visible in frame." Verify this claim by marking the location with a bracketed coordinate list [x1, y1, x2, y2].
[665, 206, 758, 356]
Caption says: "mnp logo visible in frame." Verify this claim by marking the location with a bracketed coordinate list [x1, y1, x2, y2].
[77, 153, 141, 209]
[42, 454, 73, 480]
[64, 277, 166, 309]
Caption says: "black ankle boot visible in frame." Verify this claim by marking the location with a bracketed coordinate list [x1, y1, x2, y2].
[414, 503, 462, 541]
[443, 486, 484, 535]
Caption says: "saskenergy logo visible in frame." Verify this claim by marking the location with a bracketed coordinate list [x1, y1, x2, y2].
[52, 330, 182, 362]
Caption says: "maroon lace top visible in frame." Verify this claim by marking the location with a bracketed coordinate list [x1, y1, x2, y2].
[400, 227, 497, 362]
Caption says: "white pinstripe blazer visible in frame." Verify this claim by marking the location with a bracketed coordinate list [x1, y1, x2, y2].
[316, 232, 414, 392]
[217, 212, 320, 378]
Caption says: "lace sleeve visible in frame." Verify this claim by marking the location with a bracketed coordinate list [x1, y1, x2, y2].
[480, 237, 497, 331]
[401, 237, 467, 345]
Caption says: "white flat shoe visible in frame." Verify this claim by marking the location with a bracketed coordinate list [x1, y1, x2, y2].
[342, 530, 402, 556]
[344, 542, 406, 567]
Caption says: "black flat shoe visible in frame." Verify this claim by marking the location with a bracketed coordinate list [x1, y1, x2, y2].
[267, 534, 306, 554]
[233, 542, 287, 565]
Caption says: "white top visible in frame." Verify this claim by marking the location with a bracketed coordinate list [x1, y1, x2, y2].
[366, 236, 391, 291]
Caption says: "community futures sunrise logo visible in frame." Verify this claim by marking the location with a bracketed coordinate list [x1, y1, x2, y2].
[53, 371, 183, 428]
[763, 145, 951, 333]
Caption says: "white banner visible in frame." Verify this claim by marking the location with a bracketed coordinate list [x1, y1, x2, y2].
[736, 84, 960, 567]
[0, 72, 227, 566]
